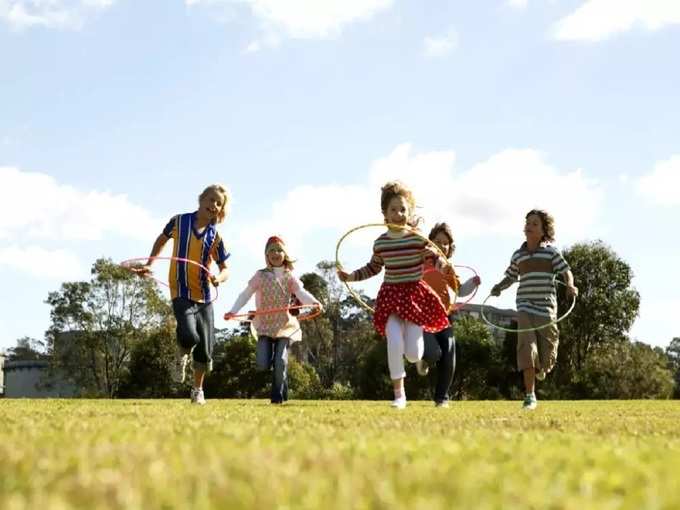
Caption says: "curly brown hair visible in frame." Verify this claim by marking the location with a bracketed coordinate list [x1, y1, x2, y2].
[380, 181, 420, 228]
[428, 222, 455, 258]
[525, 209, 555, 243]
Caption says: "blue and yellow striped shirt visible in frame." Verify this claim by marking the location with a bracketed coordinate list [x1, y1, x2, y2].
[163, 212, 230, 303]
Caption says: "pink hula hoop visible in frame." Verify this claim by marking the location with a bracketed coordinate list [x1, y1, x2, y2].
[120, 256, 218, 303]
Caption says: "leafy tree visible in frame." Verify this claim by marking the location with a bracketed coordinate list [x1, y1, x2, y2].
[45, 258, 172, 397]
[556, 241, 640, 384]
[666, 337, 680, 398]
[5, 337, 47, 361]
[577, 341, 674, 399]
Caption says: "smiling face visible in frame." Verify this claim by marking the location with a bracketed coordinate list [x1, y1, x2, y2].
[432, 231, 454, 258]
[524, 213, 545, 245]
[198, 189, 225, 223]
[384, 195, 410, 226]
[266, 243, 286, 267]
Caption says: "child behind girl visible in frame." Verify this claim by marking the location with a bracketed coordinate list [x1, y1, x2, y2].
[224, 236, 322, 404]
[418, 222, 481, 407]
[337, 181, 450, 409]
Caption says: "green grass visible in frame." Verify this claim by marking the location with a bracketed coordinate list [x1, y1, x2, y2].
[1, 399, 680, 509]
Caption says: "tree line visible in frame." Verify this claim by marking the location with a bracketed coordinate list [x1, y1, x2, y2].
[5, 241, 679, 400]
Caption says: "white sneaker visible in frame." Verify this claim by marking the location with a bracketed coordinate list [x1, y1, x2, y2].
[190, 388, 206, 405]
[173, 352, 189, 384]
[390, 397, 407, 409]
[415, 360, 429, 376]
[435, 401, 449, 408]
[535, 369, 546, 381]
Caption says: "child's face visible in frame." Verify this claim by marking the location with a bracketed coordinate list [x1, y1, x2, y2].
[198, 190, 225, 222]
[384, 196, 410, 226]
[524, 214, 545, 243]
[266, 244, 286, 267]
[433, 231, 453, 258]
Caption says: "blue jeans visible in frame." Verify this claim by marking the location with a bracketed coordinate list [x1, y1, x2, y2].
[423, 321, 456, 404]
[256, 337, 289, 403]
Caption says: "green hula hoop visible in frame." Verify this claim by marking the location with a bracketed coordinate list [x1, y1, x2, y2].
[335, 222, 453, 314]
[480, 279, 576, 333]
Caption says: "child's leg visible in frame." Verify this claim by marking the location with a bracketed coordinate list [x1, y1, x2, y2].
[536, 320, 559, 375]
[403, 321, 424, 363]
[172, 298, 200, 356]
[385, 314, 406, 400]
[517, 312, 538, 395]
[271, 338, 290, 403]
[192, 302, 216, 390]
[256, 336, 274, 371]
[434, 326, 455, 404]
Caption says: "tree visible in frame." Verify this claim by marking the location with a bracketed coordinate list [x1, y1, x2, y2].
[556, 241, 640, 384]
[666, 337, 680, 398]
[45, 258, 173, 397]
[6, 337, 47, 362]
[577, 341, 674, 399]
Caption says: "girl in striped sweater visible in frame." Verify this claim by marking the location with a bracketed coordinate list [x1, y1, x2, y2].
[337, 181, 450, 408]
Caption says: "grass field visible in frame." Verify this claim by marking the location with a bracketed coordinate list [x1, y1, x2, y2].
[1, 399, 680, 509]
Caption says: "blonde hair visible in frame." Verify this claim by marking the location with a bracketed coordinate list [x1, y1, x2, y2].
[265, 236, 296, 270]
[380, 181, 420, 228]
[198, 184, 231, 224]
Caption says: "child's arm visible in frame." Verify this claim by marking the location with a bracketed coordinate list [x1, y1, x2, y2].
[291, 279, 324, 312]
[337, 254, 384, 282]
[491, 276, 515, 296]
[563, 269, 578, 298]
[459, 276, 481, 297]
[210, 261, 229, 287]
[223, 283, 256, 320]
[132, 233, 170, 276]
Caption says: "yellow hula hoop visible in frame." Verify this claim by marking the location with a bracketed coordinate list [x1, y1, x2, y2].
[335, 223, 453, 314]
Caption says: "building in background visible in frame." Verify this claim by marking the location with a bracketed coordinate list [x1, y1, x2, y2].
[454, 304, 517, 344]
[1, 359, 76, 398]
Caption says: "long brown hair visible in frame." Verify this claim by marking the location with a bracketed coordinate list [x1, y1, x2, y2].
[380, 181, 421, 228]
[526, 209, 555, 243]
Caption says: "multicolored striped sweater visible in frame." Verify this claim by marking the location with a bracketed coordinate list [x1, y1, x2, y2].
[351, 231, 433, 284]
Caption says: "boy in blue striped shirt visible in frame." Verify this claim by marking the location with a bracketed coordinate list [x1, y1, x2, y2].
[491, 209, 578, 410]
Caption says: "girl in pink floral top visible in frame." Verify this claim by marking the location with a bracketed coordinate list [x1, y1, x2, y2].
[225, 236, 321, 404]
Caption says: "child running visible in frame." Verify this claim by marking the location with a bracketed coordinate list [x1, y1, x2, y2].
[491, 209, 578, 410]
[337, 181, 450, 409]
[135, 184, 231, 405]
[224, 236, 322, 405]
[418, 222, 481, 407]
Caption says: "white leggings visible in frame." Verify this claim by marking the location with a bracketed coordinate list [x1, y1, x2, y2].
[385, 314, 424, 380]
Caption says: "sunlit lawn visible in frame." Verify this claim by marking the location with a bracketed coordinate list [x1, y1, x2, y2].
[1, 399, 680, 509]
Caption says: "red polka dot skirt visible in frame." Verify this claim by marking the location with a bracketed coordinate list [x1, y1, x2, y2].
[373, 280, 449, 337]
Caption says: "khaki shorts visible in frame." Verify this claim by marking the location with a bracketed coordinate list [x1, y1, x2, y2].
[516, 312, 559, 372]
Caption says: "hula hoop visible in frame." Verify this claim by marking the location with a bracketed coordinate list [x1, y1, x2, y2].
[480, 279, 576, 333]
[335, 223, 451, 314]
[223, 303, 322, 322]
[120, 256, 218, 303]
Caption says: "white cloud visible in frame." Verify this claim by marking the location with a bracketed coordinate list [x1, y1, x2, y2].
[230, 144, 602, 263]
[0, 166, 159, 241]
[0, 245, 84, 280]
[187, 0, 394, 50]
[0, 0, 115, 30]
[423, 27, 459, 58]
[553, 0, 680, 42]
[507, 0, 528, 9]
[636, 155, 680, 206]
[630, 297, 680, 347]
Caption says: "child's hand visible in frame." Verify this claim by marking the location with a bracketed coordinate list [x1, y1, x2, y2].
[129, 263, 152, 277]
[566, 284, 579, 298]
[337, 269, 352, 282]
[224, 312, 237, 321]
[472, 276, 481, 287]
[491, 284, 502, 297]
[209, 274, 220, 287]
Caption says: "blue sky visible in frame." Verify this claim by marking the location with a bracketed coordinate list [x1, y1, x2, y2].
[1, 0, 679, 352]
